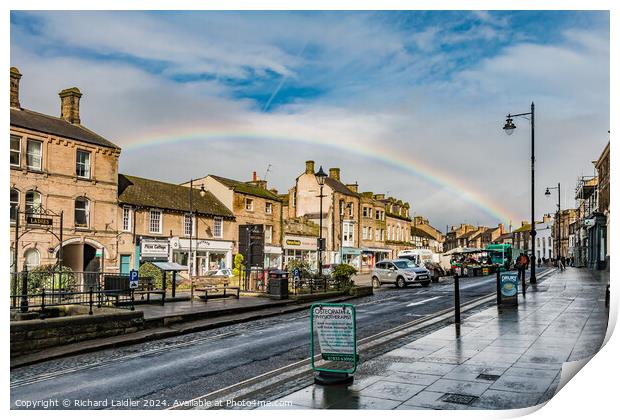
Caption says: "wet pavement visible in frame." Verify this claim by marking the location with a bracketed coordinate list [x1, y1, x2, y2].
[11, 269, 529, 409]
[262, 268, 609, 410]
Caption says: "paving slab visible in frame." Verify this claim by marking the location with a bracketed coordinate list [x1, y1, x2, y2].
[261, 268, 608, 411]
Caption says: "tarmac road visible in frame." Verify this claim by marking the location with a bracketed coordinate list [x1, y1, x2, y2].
[10, 268, 549, 410]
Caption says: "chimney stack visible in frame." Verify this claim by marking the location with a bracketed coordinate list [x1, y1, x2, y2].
[10, 67, 22, 109]
[499, 223, 504, 234]
[305, 160, 315, 175]
[252, 171, 257, 182]
[373, 193, 385, 200]
[346, 182, 358, 193]
[329, 168, 340, 181]
[59, 87, 82, 124]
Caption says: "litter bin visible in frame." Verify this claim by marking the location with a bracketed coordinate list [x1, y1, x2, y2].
[268, 270, 289, 300]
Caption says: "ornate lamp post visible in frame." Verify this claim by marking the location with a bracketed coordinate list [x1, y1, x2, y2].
[503, 102, 537, 283]
[545, 183, 561, 264]
[314, 166, 328, 277]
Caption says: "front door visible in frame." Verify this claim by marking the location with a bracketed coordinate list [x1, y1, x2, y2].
[120, 255, 131, 275]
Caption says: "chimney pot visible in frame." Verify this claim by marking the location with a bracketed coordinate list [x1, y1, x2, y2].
[59, 87, 82, 124]
[252, 171, 257, 182]
[10, 67, 22, 109]
[329, 167, 340, 181]
[305, 160, 315, 175]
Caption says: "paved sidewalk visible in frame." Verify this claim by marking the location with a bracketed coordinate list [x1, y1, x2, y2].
[263, 268, 609, 410]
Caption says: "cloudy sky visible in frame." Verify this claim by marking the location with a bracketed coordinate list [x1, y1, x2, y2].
[10, 10, 609, 231]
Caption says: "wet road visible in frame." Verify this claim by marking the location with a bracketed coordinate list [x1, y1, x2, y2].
[10, 269, 547, 410]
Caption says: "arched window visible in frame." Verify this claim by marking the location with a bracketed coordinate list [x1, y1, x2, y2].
[75, 197, 90, 228]
[24, 248, 40, 270]
[25, 190, 41, 215]
[10, 189, 19, 222]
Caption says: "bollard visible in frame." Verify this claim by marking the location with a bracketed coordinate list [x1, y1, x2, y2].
[130, 289, 135, 311]
[496, 271, 501, 306]
[454, 273, 461, 324]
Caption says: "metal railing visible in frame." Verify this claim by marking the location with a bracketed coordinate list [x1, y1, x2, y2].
[10, 286, 138, 315]
[10, 268, 161, 314]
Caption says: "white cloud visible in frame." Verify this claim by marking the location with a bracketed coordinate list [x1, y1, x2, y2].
[9, 12, 610, 230]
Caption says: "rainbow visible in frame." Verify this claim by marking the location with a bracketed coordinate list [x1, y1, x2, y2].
[122, 127, 517, 225]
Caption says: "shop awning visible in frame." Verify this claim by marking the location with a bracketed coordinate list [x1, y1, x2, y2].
[151, 261, 188, 271]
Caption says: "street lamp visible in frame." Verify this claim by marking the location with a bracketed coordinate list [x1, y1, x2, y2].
[189, 180, 206, 298]
[545, 183, 561, 265]
[503, 102, 537, 284]
[315, 166, 328, 277]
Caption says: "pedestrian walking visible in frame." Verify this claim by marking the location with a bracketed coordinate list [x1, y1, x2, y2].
[537, 257, 542, 267]
[516, 253, 528, 283]
[560, 256, 566, 271]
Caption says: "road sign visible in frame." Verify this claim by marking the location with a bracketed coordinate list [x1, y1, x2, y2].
[129, 270, 139, 289]
[310, 303, 357, 374]
[292, 267, 301, 282]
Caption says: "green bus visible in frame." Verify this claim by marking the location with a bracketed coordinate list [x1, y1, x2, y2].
[486, 244, 514, 270]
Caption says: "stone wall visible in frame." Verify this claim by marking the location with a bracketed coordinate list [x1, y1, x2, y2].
[10, 308, 144, 356]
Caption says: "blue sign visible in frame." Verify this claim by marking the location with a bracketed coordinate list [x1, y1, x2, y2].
[129, 269, 139, 289]
[292, 267, 301, 281]
[500, 273, 519, 297]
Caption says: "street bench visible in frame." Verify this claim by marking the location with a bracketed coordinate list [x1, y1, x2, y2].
[195, 284, 240, 301]
[103, 275, 166, 305]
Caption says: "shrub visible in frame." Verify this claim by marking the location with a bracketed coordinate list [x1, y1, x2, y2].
[332, 263, 357, 292]
[27, 265, 76, 294]
[138, 262, 171, 289]
[232, 254, 245, 277]
[286, 259, 313, 278]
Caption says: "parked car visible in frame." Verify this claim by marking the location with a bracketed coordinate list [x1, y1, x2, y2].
[371, 259, 431, 288]
[205, 268, 235, 278]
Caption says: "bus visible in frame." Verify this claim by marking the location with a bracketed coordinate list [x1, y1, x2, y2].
[485, 243, 514, 270]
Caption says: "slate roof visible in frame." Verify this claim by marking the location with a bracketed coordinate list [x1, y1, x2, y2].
[411, 227, 435, 240]
[324, 177, 359, 197]
[10, 108, 120, 150]
[118, 174, 234, 219]
[210, 175, 282, 201]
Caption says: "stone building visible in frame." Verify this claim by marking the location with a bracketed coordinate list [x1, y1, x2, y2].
[188, 173, 284, 269]
[10, 67, 121, 282]
[282, 216, 319, 269]
[288, 162, 361, 268]
[553, 209, 578, 260]
[594, 141, 610, 269]
[444, 224, 477, 251]
[412, 216, 445, 253]
[359, 192, 389, 272]
[512, 221, 532, 255]
[116, 175, 235, 276]
[382, 196, 413, 258]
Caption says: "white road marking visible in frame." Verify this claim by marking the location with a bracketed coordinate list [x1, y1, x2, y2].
[406, 296, 442, 307]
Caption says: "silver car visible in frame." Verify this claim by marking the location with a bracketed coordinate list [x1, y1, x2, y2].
[371, 259, 432, 288]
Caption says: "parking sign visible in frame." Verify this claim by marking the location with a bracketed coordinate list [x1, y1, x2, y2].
[129, 270, 139, 289]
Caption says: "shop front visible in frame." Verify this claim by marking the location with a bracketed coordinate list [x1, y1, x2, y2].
[360, 247, 391, 272]
[283, 235, 318, 270]
[585, 214, 607, 270]
[340, 247, 362, 269]
[139, 237, 170, 263]
[170, 237, 233, 276]
[264, 245, 283, 269]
